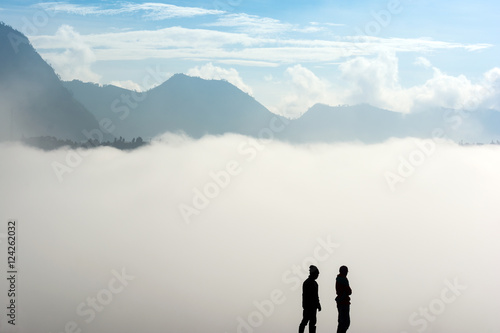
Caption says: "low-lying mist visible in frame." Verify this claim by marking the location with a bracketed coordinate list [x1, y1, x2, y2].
[0, 134, 499, 333]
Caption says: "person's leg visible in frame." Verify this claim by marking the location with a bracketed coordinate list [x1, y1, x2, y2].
[308, 309, 317, 333]
[344, 305, 350, 331]
[299, 309, 309, 333]
[336, 304, 350, 333]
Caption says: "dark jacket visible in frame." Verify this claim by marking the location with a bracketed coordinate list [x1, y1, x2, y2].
[302, 277, 321, 309]
[335, 274, 352, 305]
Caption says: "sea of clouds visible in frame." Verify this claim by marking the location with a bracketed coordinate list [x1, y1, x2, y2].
[1, 134, 499, 333]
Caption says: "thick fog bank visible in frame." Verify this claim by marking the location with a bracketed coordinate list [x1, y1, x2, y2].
[0, 135, 499, 333]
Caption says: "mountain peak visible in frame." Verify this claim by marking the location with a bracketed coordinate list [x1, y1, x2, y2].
[0, 22, 105, 142]
[159, 73, 244, 93]
[64, 72, 283, 139]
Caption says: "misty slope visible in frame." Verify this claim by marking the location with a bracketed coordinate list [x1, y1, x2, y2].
[64, 74, 287, 139]
[0, 22, 106, 142]
[65, 75, 500, 143]
[285, 104, 409, 142]
[285, 103, 500, 143]
[63, 80, 134, 120]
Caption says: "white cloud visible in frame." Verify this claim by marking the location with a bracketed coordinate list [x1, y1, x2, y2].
[1, 136, 499, 333]
[264, 54, 500, 115]
[408, 68, 484, 112]
[53, 26, 260, 52]
[323, 22, 346, 27]
[109, 80, 143, 92]
[40, 24, 101, 83]
[415, 65, 500, 112]
[206, 13, 293, 35]
[338, 52, 408, 111]
[207, 14, 345, 36]
[275, 64, 336, 118]
[414, 56, 432, 68]
[337, 52, 500, 113]
[36, 2, 224, 19]
[215, 59, 279, 67]
[123, 3, 224, 20]
[30, 25, 491, 66]
[343, 35, 492, 54]
[481, 67, 500, 110]
[35, 2, 104, 15]
[187, 62, 253, 95]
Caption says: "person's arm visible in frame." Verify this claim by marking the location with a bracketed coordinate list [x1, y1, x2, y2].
[316, 282, 321, 311]
[336, 277, 351, 300]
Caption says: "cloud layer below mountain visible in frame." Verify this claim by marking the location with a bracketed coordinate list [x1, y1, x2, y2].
[1, 134, 499, 333]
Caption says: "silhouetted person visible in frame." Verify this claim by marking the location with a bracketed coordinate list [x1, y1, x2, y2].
[335, 265, 352, 333]
[299, 265, 321, 333]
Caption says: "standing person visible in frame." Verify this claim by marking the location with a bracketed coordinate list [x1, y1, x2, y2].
[335, 265, 351, 333]
[298, 265, 322, 333]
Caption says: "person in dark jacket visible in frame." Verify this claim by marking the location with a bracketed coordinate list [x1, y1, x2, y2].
[298, 265, 322, 333]
[335, 265, 352, 333]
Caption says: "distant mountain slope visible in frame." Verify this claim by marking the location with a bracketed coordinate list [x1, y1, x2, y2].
[64, 74, 288, 139]
[64, 71, 500, 143]
[284, 104, 408, 142]
[63, 80, 133, 120]
[0, 22, 106, 142]
[284, 103, 500, 143]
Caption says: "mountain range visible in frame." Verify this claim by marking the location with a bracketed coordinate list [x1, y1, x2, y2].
[62, 74, 285, 140]
[62, 78, 500, 144]
[2, 21, 500, 145]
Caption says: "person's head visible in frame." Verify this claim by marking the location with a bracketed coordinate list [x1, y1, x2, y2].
[339, 265, 348, 276]
[309, 265, 319, 279]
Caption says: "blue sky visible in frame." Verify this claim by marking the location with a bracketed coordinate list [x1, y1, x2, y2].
[1, 0, 499, 116]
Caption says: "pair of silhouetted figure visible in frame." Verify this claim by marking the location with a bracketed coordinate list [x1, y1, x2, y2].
[298, 265, 352, 333]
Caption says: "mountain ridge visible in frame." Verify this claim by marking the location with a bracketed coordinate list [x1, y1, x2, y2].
[63, 76, 500, 144]
[285, 102, 500, 143]
[63, 73, 287, 140]
[0, 22, 108, 142]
